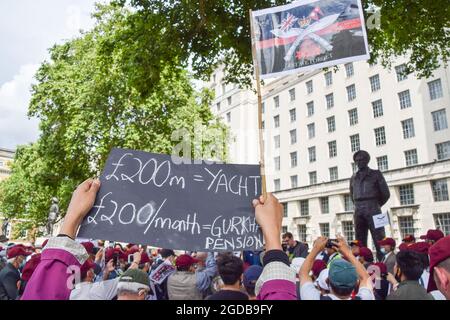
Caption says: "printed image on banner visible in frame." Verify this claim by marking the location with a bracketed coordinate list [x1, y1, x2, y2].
[252, 0, 370, 79]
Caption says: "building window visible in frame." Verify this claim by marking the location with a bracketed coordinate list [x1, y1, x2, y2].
[307, 123, 315, 139]
[344, 194, 354, 212]
[370, 74, 381, 92]
[436, 141, 450, 160]
[308, 146, 316, 163]
[350, 134, 360, 152]
[261, 120, 265, 130]
[290, 152, 298, 168]
[274, 135, 280, 149]
[306, 80, 313, 94]
[274, 156, 280, 171]
[320, 223, 330, 238]
[274, 96, 280, 108]
[398, 216, 415, 240]
[428, 79, 443, 100]
[401, 118, 415, 139]
[261, 102, 265, 114]
[282, 226, 288, 234]
[320, 197, 329, 214]
[274, 179, 281, 191]
[291, 175, 298, 188]
[326, 93, 334, 109]
[399, 184, 415, 205]
[432, 109, 448, 131]
[289, 108, 296, 123]
[432, 179, 449, 202]
[300, 200, 309, 216]
[222, 83, 226, 95]
[274, 115, 280, 128]
[328, 140, 337, 158]
[377, 155, 389, 172]
[216, 102, 221, 112]
[398, 90, 412, 109]
[434, 213, 450, 236]
[289, 88, 296, 102]
[307, 101, 314, 116]
[348, 108, 358, 126]
[372, 99, 384, 118]
[404, 149, 418, 166]
[282, 203, 288, 217]
[290, 129, 297, 145]
[352, 162, 358, 174]
[342, 221, 355, 241]
[395, 64, 408, 82]
[226, 112, 231, 123]
[309, 171, 317, 185]
[346, 84, 356, 102]
[227, 96, 232, 106]
[327, 116, 336, 133]
[329, 167, 339, 181]
[325, 71, 333, 86]
[374, 126, 386, 146]
[298, 225, 307, 242]
[345, 63, 354, 77]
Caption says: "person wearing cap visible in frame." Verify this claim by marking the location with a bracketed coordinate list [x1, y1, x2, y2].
[117, 268, 151, 300]
[350, 150, 391, 262]
[420, 229, 445, 245]
[299, 235, 375, 300]
[386, 250, 433, 300]
[368, 262, 390, 300]
[407, 242, 432, 289]
[402, 234, 416, 244]
[167, 252, 217, 300]
[0, 244, 32, 300]
[70, 251, 142, 300]
[378, 237, 396, 275]
[206, 253, 248, 300]
[358, 247, 374, 269]
[242, 265, 263, 300]
[315, 268, 330, 296]
[349, 240, 362, 258]
[428, 235, 450, 300]
[21, 178, 101, 300]
[18, 253, 41, 298]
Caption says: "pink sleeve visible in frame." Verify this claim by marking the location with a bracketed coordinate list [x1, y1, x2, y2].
[257, 279, 297, 300]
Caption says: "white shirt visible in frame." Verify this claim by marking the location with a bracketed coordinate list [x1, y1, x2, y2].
[70, 278, 119, 300]
[300, 281, 375, 300]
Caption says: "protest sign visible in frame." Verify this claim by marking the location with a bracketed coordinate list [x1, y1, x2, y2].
[77, 148, 263, 252]
[251, 0, 370, 79]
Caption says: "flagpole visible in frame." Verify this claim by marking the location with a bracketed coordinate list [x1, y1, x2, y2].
[249, 9, 267, 198]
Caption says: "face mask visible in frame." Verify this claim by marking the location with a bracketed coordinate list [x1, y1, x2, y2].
[380, 248, 386, 254]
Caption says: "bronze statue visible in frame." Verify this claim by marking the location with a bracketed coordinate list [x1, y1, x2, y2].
[46, 197, 59, 236]
[1, 218, 9, 237]
[350, 150, 390, 261]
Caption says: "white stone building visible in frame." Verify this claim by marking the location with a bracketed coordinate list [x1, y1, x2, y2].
[208, 58, 450, 248]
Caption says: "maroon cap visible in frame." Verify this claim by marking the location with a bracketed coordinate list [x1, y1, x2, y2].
[175, 254, 199, 269]
[402, 234, 416, 242]
[7, 245, 32, 259]
[81, 242, 95, 255]
[350, 240, 362, 247]
[408, 241, 431, 255]
[359, 247, 374, 261]
[428, 235, 450, 292]
[398, 242, 411, 251]
[372, 262, 387, 275]
[140, 252, 151, 264]
[311, 259, 327, 278]
[420, 229, 445, 242]
[378, 237, 396, 247]
[21, 254, 41, 282]
[80, 259, 96, 279]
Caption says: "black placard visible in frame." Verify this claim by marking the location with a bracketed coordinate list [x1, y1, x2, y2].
[77, 148, 263, 252]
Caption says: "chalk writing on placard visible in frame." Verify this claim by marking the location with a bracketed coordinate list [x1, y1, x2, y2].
[78, 148, 263, 252]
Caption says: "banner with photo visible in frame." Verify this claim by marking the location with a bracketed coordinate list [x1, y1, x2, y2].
[251, 0, 370, 79]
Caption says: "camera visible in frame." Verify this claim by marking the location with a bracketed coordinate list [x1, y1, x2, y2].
[326, 239, 337, 248]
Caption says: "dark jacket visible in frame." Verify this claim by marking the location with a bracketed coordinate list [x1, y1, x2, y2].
[350, 168, 390, 206]
[387, 280, 434, 300]
[0, 263, 20, 300]
[288, 241, 308, 259]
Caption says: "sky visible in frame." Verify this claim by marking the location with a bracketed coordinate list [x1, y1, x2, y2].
[0, 0, 99, 150]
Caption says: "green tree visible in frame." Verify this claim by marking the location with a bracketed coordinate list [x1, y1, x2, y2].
[0, 5, 228, 229]
[107, 0, 449, 88]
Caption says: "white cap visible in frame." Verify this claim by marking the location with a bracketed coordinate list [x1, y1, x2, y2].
[315, 268, 330, 291]
[290, 257, 306, 273]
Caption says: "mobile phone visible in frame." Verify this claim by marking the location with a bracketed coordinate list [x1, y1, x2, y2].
[128, 254, 134, 264]
[326, 239, 337, 248]
[113, 253, 119, 267]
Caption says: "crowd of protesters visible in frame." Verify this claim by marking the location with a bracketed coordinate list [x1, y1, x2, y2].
[0, 178, 449, 300]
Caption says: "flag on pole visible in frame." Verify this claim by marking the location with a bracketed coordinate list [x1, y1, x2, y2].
[251, 0, 370, 79]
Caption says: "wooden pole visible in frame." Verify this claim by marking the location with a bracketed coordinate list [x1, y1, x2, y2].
[249, 9, 267, 197]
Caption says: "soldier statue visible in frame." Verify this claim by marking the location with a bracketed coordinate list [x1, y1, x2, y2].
[46, 197, 60, 236]
[1, 218, 9, 237]
[350, 150, 390, 261]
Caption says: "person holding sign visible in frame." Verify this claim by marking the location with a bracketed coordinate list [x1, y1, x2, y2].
[350, 150, 390, 262]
